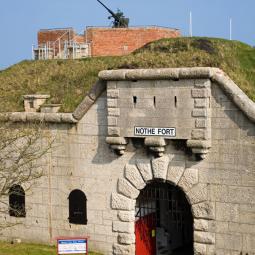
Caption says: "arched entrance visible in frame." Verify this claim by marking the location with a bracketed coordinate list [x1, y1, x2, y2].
[135, 181, 193, 255]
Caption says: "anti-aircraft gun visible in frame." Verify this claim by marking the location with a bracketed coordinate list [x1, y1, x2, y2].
[96, 0, 129, 28]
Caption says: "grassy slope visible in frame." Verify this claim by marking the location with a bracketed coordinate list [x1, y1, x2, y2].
[0, 242, 102, 255]
[0, 37, 254, 112]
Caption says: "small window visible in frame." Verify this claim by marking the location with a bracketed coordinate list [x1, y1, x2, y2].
[175, 96, 177, 107]
[68, 189, 87, 225]
[133, 96, 137, 105]
[9, 185, 26, 217]
[29, 100, 34, 109]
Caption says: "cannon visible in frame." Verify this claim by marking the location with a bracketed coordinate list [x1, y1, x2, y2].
[96, 0, 129, 28]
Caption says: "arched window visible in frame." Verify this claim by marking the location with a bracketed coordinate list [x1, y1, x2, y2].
[68, 189, 87, 225]
[9, 185, 26, 217]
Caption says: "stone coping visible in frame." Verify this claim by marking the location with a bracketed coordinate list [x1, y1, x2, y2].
[23, 94, 50, 99]
[99, 67, 255, 123]
[1, 68, 255, 123]
[0, 112, 77, 124]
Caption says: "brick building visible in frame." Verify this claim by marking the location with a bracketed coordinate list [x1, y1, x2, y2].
[33, 26, 180, 60]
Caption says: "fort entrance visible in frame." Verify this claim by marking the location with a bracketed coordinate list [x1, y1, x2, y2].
[135, 182, 193, 255]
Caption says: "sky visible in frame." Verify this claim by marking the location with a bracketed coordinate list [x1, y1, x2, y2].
[0, 0, 254, 70]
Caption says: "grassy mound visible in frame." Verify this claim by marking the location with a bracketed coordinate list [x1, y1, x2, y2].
[0, 37, 255, 112]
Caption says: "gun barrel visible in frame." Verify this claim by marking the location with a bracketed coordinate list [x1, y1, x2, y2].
[96, 0, 119, 20]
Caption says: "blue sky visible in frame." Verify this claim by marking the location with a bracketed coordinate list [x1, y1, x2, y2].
[0, 0, 254, 70]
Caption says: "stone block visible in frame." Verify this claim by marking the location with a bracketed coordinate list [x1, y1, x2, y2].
[112, 221, 134, 234]
[195, 79, 211, 88]
[103, 211, 117, 220]
[144, 137, 166, 147]
[228, 186, 255, 204]
[107, 81, 117, 89]
[206, 245, 216, 255]
[107, 98, 118, 108]
[118, 233, 135, 244]
[194, 98, 207, 108]
[151, 155, 170, 180]
[178, 168, 198, 192]
[216, 202, 239, 222]
[191, 129, 206, 139]
[243, 234, 255, 252]
[192, 109, 207, 117]
[107, 89, 119, 98]
[108, 127, 121, 136]
[106, 137, 128, 145]
[118, 211, 135, 222]
[194, 242, 207, 255]
[95, 224, 112, 234]
[113, 244, 131, 255]
[195, 119, 207, 128]
[229, 222, 255, 234]
[194, 219, 209, 231]
[211, 221, 228, 233]
[187, 184, 208, 205]
[194, 231, 215, 244]
[193, 202, 215, 220]
[108, 116, 118, 126]
[240, 204, 255, 224]
[118, 178, 139, 199]
[216, 233, 242, 250]
[108, 108, 120, 117]
[192, 88, 210, 98]
[208, 184, 229, 202]
[73, 95, 95, 120]
[111, 193, 135, 211]
[136, 159, 153, 182]
[124, 164, 145, 190]
[166, 161, 185, 185]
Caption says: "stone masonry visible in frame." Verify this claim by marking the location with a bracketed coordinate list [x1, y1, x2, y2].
[0, 68, 254, 255]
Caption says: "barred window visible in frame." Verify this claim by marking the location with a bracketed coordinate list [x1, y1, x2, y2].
[9, 185, 26, 217]
[68, 189, 87, 225]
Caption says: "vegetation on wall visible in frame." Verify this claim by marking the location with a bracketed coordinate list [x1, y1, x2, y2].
[0, 37, 254, 112]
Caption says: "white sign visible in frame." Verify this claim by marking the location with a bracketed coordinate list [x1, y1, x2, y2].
[58, 239, 87, 254]
[134, 127, 176, 137]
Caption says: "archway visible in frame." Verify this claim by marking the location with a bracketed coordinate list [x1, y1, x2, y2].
[112, 157, 215, 255]
[135, 181, 193, 255]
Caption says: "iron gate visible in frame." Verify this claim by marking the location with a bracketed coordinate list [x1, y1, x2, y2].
[135, 181, 193, 255]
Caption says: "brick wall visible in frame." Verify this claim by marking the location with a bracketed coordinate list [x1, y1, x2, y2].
[38, 29, 75, 45]
[86, 27, 181, 56]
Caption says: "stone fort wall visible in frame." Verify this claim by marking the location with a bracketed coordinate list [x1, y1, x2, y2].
[0, 68, 254, 255]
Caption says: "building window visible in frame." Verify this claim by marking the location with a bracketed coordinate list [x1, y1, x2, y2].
[9, 185, 26, 217]
[68, 189, 87, 225]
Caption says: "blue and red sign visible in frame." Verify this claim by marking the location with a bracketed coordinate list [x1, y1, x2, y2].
[57, 237, 88, 255]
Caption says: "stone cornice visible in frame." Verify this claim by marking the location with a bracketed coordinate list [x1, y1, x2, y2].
[0, 112, 78, 124]
[99, 67, 255, 123]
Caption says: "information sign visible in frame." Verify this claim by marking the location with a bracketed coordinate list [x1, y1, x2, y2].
[57, 238, 88, 255]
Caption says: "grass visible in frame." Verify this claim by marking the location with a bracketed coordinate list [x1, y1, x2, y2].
[0, 37, 254, 112]
[0, 241, 102, 255]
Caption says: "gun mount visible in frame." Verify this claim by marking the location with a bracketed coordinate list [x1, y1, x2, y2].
[96, 0, 129, 28]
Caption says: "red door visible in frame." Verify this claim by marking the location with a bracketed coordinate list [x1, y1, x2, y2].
[135, 213, 156, 255]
